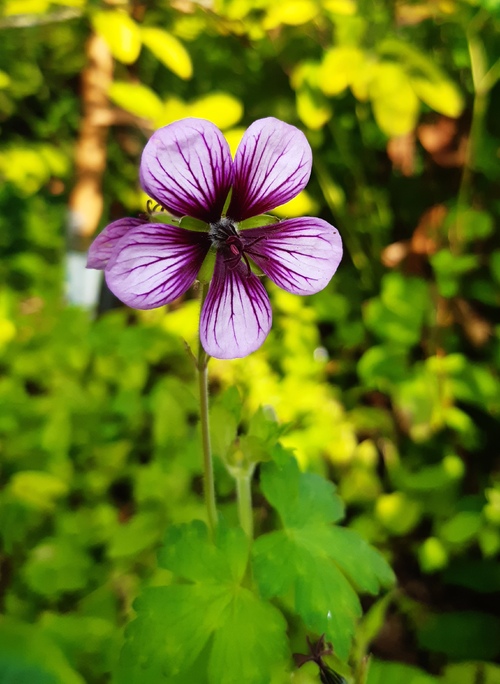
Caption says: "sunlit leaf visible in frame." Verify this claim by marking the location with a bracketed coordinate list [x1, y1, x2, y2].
[189, 93, 244, 130]
[410, 76, 464, 118]
[319, 47, 365, 96]
[108, 81, 163, 121]
[0, 71, 11, 88]
[92, 11, 142, 65]
[8, 471, 68, 511]
[375, 492, 422, 535]
[141, 28, 193, 80]
[296, 85, 332, 129]
[264, 0, 318, 29]
[369, 62, 420, 136]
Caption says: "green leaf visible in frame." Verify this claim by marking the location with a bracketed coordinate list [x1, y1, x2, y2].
[239, 214, 280, 229]
[8, 470, 68, 511]
[443, 559, 500, 594]
[0, 619, 85, 684]
[117, 522, 290, 684]
[357, 345, 409, 391]
[369, 62, 420, 136]
[253, 527, 361, 660]
[367, 659, 439, 684]
[189, 93, 243, 130]
[259, 455, 344, 528]
[417, 611, 500, 660]
[324, 527, 395, 593]
[23, 539, 92, 598]
[141, 28, 192, 80]
[92, 11, 142, 65]
[319, 47, 365, 96]
[107, 511, 164, 559]
[108, 82, 163, 121]
[252, 457, 393, 661]
[364, 274, 429, 346]
[443, 661, 500, 684]
[210, 404, 238, 460]
[410, 76, 464, 117]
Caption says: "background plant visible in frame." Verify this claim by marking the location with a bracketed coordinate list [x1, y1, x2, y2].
[1, 0, 500, 682]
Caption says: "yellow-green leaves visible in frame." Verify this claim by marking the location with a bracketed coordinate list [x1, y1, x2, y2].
[188, 93, 243, 129]
[141, 27, 193, 80]
[310, 38, 464, 136]
[264, 0, 319, 29]
[370, 62, 420, 136]
[92, 11, 142, 65]
[108, 82, 163, 122]
[410, 77, 464, 118]
[92, 12, 193, 79]
[319, 46, 365, 96]
[293, 62, 332, 129]
[8, 471, 68, 511]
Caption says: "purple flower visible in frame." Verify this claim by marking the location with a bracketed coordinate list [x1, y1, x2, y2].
[87, 117, 342, 359]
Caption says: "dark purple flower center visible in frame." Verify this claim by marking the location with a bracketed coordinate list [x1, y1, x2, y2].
[209, 217, 270, 276]
[209, 217, 246, 268]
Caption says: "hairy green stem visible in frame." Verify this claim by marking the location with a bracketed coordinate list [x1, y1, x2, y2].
[197, 283, 217, 536]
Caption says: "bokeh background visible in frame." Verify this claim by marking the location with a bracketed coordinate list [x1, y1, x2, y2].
[1, 0, 500, 681]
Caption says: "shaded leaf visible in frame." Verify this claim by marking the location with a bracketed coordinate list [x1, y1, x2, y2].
[253, 456, 394, 661]
[118, 522, 290, 683]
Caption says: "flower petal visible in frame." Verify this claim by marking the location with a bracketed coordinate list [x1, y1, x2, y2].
[242, 217, 342, 295]
[200, 254, 272, 359]
[139, 118, 233, 223]
[87, 218, 146, 270]
[228, 117, 312, 221]
[105, 222, 210, 309]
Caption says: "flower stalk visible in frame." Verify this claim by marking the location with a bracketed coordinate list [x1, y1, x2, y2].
[197, 282, 218, 536]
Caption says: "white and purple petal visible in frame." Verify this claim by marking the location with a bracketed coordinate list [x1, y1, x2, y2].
[105, 222, 210, 310]
[140, 118, 233, 223]
[242, 217, 342, 295]
[228, 118, 312, 221]
[87, 217, 146, 270]
[200, 254, 272, 359]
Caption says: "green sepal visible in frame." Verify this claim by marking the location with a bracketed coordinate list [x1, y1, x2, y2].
[222, 189, 232, 215]
[239, 214, 280, 230]
[179, 216, 210, 232]
[197, 249, 216, 284]
[148, 211, 181, 225]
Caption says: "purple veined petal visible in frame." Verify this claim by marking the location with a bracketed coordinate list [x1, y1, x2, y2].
[228, 117, 312, 221]
[139, 118, 234, 223]
[242, 217, 343, 295]
[87, 217, 146, 270]
[105, 222, 210, 310]
[200, 254, 272, 359]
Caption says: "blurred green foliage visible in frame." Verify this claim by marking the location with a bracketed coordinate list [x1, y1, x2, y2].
[1, 0, 500, 681]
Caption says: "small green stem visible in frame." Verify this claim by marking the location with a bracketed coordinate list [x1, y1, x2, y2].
[451, 17, 493, 253]
[197, 283, 217, 536]
[235, 467, 254, 539]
